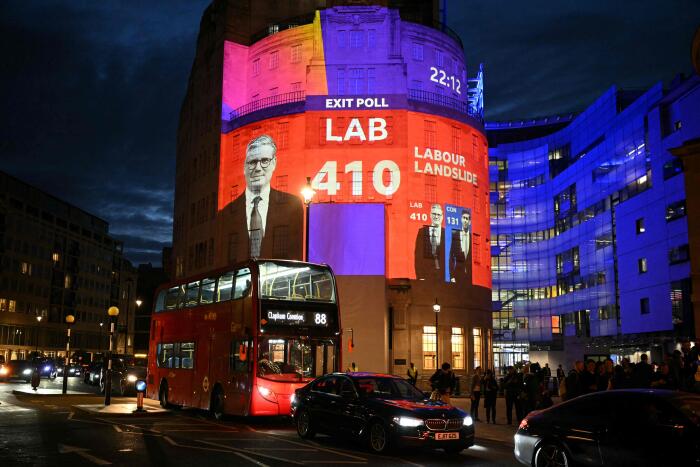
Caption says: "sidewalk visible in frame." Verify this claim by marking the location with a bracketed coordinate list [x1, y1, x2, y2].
[12, 388, 92, 396]
[74, 399, 168, 416]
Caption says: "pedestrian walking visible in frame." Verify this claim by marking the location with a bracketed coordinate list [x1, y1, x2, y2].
[347, 362, 359, 372]
[482, 369, 498, 423]
[542, 363, 551, 391]
[429, 362, 456, 404]
[406, 362, 418, 386]
[470, 366, 482, 421]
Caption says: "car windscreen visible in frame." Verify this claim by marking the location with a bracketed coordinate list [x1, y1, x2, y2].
[671, 396, 700, 426]
[353, 377, 425, 400]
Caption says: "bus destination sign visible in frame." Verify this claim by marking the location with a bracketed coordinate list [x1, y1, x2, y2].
[263, 309, 329, 328]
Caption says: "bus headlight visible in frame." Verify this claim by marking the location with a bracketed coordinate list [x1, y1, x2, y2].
[257, 385, 278, 403]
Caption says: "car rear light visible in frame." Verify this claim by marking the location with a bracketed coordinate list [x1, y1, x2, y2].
[519, 418, 529, 431]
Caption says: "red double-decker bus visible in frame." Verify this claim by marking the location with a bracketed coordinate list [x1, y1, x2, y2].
[146, 260, 341, 417]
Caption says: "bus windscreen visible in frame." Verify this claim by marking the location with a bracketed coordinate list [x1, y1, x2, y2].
[259, 262, 335, 302]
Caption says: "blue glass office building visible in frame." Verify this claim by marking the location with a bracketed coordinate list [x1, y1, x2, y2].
[488, 75, 700, 369]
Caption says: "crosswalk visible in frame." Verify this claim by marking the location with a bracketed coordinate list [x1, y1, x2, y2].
[0, 402, 31, 412]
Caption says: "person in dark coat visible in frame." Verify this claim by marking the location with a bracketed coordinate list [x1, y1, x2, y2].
[430, 362, 456, 404]
[470, 366, 483, 421]
[503, 366, 522, 425]
[633, 354, 654, 388]
[482, 369, 499, 423]
[563, 361, 584, 401]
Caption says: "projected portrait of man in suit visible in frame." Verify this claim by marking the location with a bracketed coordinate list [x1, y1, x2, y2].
[449, 208, 472, 284]
[414, 203, 445, 282]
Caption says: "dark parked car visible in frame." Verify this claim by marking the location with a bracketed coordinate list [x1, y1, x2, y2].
[514, 389, 700, 466]
[57, 364, 82, 377]
[291, 372, 474, 455]
[97, 359, 147, 396]
[84, 362, 103, 385]
[0, 360, 35, 382]
[34, 358, 57, 379]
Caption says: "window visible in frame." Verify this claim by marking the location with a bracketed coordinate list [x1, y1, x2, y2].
[666, 200, 686, 222]
[200, 278, 216, 304]
[551, 316, 561, 334]
[638, 258, 648, 273]
[64, 274, 72, 289]
[636, 218, 645, 234]
[435, 49, 444, 67]
[290, 44, 302, 63]
[186, 281, 200, 306]
[230, 339, 250, 372]
[290, 82, 302, 93]
[422, 325, 436, 370]
[20, 262, 32, 275]
[412, 42, 423, 61]
[424, 120, 436, 147]
[350, 30, 363, 49]
[640, 298, 650, 315]
[337, 30, 346, 48]
[218, 271, 234, 301]
[451, 327, 464, 369]
[595, 232, 613, 249]
[348, 68, 365, 94]
[472, 328, 482, 369]
[180, 342, 195, 369]
[252, 58, 260, 76]
[337, 69, 345, 95]
[368, 29, 376, 48]
[669, 244, 690, 265]
[157, 343, 176, 368]
[513, 206, 525, 218]
[367, 68, 376, 94]
[269, 51, 279, 69]
[663, 159, 683, 180]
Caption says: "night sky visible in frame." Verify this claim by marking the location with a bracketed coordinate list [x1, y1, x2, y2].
[1, 1, 699, 266]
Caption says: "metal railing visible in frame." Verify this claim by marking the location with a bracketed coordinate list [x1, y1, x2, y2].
[228, 91, 306, 121]
[407, 88, 479, 120]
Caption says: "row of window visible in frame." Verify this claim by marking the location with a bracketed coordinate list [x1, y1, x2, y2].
[637, 244, 690, 272]
[421, 326, 488, 371]
[158, 268, 251, 312]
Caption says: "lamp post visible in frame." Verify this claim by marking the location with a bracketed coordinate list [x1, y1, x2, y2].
[433, 298, 441, 368]
[104, 306, 119, 406]
[301, 177, 315, 262]
[98, 322, 104, 354]
[62, 313, 75, 394]
[124, 278, 133, 355]
[35, 315, 43, 354]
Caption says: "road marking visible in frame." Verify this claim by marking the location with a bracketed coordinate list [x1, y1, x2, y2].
[198, 440, 304, 465]
[0, 403, 31, 412]
[245, 447, 316, 452]
[112, 425, 123, 433]
[166, 429, 239, 432]
[291, 438, 367, 461]
[58, 443, 111, 465]
[304, 462, 366, 465]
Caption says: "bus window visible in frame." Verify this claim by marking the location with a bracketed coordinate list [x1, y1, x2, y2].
[176, 284, 187, 309]
[234, 268, 252, 299]
[200, 278, 216, 304]
[180, 342, 195, 368]
[185, 281, 200, 307]
[218, 271, 235, 301]
[259, 262, 335, 302]
[156, 290, 166, 312]
[157, 343, 175, 367]
[230, 339, 250, 372]
[165, 287, 179, 310]
[257, 337, 321, 381]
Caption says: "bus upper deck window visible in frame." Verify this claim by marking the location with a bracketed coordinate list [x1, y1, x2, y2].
[200, 278, 216, 304]
[234, 268, 252, 299]
[218, 271, 235, 301]
[165, 287, 179, 310]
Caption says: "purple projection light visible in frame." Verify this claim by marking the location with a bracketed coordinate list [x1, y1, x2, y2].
[308, 204, 385, 276]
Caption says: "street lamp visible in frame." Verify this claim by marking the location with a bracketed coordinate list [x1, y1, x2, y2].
[104, 306, 119, 406]
[62, 313, 75, 394]
[433, 298, 441, 368]
[35, 315, 43, 353]
[301, 177, 315, 262]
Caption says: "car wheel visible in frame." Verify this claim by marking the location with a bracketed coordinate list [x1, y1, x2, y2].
[159, 381, 170, 408]
[534, 442, 569, 467]
[368, 421, 390, 454]
[210, 386, 225, 420]
[296, 409, 316, 439]
[99, 375, 106, 393]
[444, 446, 464, 455]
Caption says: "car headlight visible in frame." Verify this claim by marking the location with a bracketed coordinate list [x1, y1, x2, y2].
[23, 369, 32, 375]
[393, 416, 424, 427]
[44, 365, 51, 372]
[0, 367, 7, 376]
[463, 415, 474, 427]
[127, 374, 137, 383]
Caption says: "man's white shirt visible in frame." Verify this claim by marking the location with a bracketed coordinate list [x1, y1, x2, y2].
[245, 185, 270, 236]
[460, 229, 471, 257]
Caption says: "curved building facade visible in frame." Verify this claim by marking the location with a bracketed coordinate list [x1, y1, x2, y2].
[489, 79, 699, 369]
[174, 2, 492, 379]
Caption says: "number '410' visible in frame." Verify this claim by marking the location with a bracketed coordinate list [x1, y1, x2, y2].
[311, 160, 401, 197]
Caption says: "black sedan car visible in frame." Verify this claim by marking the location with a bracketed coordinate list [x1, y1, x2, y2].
[35, 358, 57, 379]
[0, 360, 34, 382]
[514, 389, 700, 466]
[291, 372, 474, 455]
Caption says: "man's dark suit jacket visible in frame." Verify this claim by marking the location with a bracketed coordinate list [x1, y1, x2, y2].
[224, 188, 303, 261]
[449, 229, 472, 284]
[414, 225, 446, 283]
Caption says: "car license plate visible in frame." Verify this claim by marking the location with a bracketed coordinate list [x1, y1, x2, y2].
[435, 432, 459, 441]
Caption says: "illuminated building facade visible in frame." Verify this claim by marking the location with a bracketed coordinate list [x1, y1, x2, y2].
[173, 1, 492, 379]
[489, 77, 700, 368]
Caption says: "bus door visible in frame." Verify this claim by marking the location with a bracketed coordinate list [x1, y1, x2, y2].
[193, 323, 214, 410]
[229, 337, 253, 415]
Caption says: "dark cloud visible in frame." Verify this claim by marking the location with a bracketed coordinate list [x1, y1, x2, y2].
[1, 1, 698, 265]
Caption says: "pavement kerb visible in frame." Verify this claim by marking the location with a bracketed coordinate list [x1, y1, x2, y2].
[12, 389, 94, 397]
[71, 404, 173, 417]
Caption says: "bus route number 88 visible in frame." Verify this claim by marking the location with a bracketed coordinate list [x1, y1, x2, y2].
[314, 313, 327, 325]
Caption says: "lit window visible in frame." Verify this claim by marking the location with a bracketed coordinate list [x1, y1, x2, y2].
[64, 275, 72, 289]
[451, 327, 464, 369]
[252, 58, 260, 76]
[636, 218, 645, 234]
[52, 252, 60, 263]
[472, 327, 482, 369]
[422, 325, 436, 370]
[551, 316, 561, 334]
[8, 300, 16, 313]
[20, 262, 32, 275]
[0, 298, 6, 312]
[269, 51, 279, 70]
[666, 200, 686, 222]
[638, 258, 647, 274]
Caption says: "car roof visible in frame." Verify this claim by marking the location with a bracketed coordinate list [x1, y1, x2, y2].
[331, 372, 401, 379]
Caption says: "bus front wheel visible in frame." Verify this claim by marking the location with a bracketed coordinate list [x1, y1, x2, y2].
[210, 385, 225, 420]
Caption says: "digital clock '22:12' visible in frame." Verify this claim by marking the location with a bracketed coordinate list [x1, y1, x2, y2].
[429, 67, 461, 94]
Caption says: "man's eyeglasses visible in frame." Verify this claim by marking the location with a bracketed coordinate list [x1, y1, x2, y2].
[246, 157, 275, 169]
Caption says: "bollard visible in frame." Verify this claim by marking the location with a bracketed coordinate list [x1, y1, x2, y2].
[134, 380, 147, 413]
